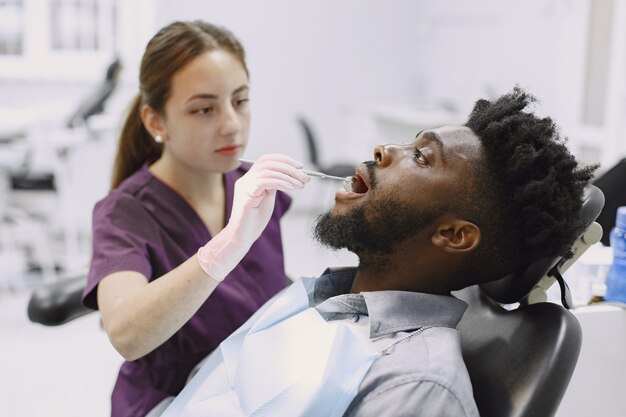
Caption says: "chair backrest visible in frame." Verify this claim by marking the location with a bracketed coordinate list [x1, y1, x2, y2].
[27, 274, 93, 326]
[295, 116, 356, 179]
[455, 184, 605, 417]
[66, 57, 122, 128]
[296, 117, 320, 169]
[592, 157, 626, 245]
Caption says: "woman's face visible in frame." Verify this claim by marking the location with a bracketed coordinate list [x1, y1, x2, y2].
[160, 49, 250, 173]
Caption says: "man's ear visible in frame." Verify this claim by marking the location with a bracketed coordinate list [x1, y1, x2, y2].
[431, 219, 481, 254]
[140, 104, 166, 140]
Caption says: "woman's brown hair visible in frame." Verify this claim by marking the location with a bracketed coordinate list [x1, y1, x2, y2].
[111, 20, 248, 189]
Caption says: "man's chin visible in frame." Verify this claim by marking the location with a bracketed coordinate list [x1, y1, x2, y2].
[313, 211, 355, 250]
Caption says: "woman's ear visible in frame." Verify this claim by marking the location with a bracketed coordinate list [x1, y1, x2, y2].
[140, 104, 166, 140]
[431, 219, 481, 254]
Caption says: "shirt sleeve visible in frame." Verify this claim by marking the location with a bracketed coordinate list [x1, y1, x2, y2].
[344, 378, 478, 417]
[82, 193, 154, 309]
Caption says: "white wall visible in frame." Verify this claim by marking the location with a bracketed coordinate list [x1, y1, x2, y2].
[144, 0, 622, 170]
[1, 0, 622, 274]
[151, 0, 433, 166]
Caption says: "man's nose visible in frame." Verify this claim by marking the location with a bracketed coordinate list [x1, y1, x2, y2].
[373, 144, 400, 167]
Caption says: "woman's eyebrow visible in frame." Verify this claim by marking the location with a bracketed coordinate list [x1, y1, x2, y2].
[186, 85, 249, 103]
[186, 93, 217, 103]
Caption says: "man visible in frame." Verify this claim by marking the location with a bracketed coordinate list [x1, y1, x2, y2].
[162, 87, 596, 417]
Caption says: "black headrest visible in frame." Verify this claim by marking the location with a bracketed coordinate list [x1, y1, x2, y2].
[479, 185, 605, 304]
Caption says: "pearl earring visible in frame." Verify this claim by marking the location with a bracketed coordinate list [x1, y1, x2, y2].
[155, 134, 163, 143]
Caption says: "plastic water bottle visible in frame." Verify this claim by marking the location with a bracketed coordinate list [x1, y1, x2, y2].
[604, 206, 626, 303]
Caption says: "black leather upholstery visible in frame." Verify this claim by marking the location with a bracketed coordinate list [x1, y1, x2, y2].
[27, 275, 93, 326]
[456, 286, 582, 417]
[456, 184, 605, 417]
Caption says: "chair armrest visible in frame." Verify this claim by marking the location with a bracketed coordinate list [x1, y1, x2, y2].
[27, 275, 94, 326]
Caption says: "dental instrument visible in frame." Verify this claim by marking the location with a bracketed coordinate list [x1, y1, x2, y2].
[238, 158, 354, 192]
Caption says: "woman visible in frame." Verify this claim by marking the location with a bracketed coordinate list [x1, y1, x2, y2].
[81, 20, 309, 417]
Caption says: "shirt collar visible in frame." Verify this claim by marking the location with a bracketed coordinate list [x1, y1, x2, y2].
[310, 267, 468, 339]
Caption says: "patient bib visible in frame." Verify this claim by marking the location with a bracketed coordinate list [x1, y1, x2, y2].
[162, 277, 379, 417]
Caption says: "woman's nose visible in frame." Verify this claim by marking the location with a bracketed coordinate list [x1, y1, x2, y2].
[219, 105, 242, 136]
[373, 144, 398, 167]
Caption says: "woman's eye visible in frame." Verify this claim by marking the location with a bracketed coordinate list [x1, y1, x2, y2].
[414, 149, 428, 164]
[235, 98, 249, 107]
[195, 107, 214, 115]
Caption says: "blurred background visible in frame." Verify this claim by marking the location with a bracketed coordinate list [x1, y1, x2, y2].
[1, 1, 625, 416]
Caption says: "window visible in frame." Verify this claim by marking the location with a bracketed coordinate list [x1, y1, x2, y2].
[0, 0, 127, 80]
[50, 0, 101, 51]
[0, 0, 24, 55]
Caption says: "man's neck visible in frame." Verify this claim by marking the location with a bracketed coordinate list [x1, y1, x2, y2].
[349, 247, 454, 295]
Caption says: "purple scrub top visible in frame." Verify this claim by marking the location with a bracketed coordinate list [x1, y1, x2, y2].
[82, 164, 291, 417]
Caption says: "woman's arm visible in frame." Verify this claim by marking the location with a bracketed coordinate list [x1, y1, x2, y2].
[97, 256, 218, 361]
[96, 154, 309, 360]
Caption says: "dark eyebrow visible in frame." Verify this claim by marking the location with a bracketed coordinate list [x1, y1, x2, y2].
[416, 130, 446, 164]
[186, 85, 249, 103]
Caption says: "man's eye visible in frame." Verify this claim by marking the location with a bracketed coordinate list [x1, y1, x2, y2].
[414, 149, 428, 164]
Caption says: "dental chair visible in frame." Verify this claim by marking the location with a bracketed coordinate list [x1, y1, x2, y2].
[27, 185, 605, 417]
[455, 184, 605, 417]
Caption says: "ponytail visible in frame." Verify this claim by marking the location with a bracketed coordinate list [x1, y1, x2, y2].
[111, 93, 163, 189]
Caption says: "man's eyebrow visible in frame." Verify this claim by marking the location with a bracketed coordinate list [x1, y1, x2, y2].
[186, 85, 249, 103]
[416, 130, 446, 164]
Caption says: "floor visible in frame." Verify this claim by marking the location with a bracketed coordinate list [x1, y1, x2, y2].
[0, 194, 357, 417]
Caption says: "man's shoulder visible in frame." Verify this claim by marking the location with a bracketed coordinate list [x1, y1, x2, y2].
[345, 327, 478, 417]
[369, 326, 466, 383]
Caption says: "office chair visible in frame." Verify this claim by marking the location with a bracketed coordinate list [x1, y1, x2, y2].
[455, 184, 605, 417]
[5, 58, 122, 278]
[66, 57, 122, 129]
[28, 273, 92, 326]
[296, 116, 356, 179]
[592, 157, 626, 246]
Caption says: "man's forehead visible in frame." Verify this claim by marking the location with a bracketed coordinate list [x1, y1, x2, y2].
[429, 125, 475, 139]
[416, 125, 483, 162]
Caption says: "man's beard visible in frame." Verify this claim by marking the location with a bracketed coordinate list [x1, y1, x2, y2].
[313, 195, 440, 257]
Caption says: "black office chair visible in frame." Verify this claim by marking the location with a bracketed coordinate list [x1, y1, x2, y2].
[592, 157, 626, 246]
[28, 274, 93, 326]
[455, 184, 605, 417]
[66, 57, 122, 128]
[296, 116, 356, 178]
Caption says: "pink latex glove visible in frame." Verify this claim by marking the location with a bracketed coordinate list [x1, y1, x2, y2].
[197, 154, 309, 281]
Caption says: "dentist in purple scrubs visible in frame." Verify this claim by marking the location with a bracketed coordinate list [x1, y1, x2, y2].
[81, 20, 309, 417]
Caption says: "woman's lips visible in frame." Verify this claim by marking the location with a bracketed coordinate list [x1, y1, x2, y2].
[215, 145, 241, 156]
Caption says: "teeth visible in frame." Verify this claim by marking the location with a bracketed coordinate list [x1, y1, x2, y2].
[343, 177, 354, 192]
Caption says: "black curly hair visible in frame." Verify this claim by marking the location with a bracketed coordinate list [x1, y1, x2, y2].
[462, 86, 597, 282]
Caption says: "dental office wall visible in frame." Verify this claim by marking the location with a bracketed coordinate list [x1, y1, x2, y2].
[0, 1, 623, 416]
[1, 0, 623, 274]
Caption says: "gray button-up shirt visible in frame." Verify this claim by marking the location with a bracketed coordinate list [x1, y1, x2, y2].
[311, 267, 480, 417]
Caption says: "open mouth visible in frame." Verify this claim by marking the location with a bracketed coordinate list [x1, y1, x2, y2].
[350, 174, 369, 194]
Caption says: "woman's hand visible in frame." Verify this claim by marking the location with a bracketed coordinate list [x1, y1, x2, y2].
[229, 153, 309, 244]
[197, 154, 309, 281]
